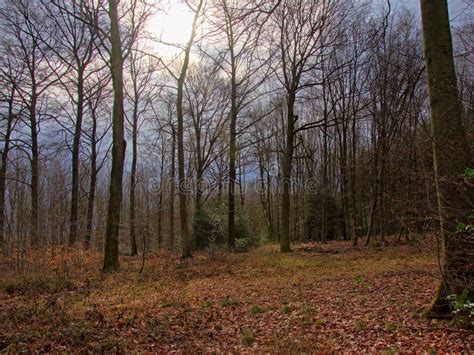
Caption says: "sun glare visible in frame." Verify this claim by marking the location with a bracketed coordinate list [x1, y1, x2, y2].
[150, 1, 194, 56]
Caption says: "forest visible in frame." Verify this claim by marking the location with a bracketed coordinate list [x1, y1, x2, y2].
[0, 0, 473, 352]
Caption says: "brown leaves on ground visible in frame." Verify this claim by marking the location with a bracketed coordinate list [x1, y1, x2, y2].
[0, 241, 472, 352]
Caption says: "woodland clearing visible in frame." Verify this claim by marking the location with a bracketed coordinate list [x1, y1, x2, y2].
[1, 240, 472, 352]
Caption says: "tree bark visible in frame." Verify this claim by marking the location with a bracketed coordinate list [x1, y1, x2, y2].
[177, 67, 192, 258]
[129, 95, 139, 256]
[176, 0, 203, 259]
[281, 92, 295, 253]
[0, 88, 15, 252]
[420, 0, 474, 316]
[29, 92, 40, 248]
[69, 66, 85, 245]
[103, 0, 126, 272]
[85, 115, 97, 249]
[168, 128, 176, 249]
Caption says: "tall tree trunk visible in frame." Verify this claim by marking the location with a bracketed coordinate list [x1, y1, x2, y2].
[281, 92, 295, 253]
[157, 152, 165, 247]
[29, 93, 40, 248]
[0, 147, 6, 253]
[129, 100, 138, 256]
[103, 0, 126, 272]
[177, 70, 191, 258]
[176, 71, 191, 258]
[350, 114, 358, 246]
[339, 127, 351, 243]
[0, 89, 15, 252]
[227, 37, 237, 250]
[69, 66, 85, 245]
[176, 0, 203, 259]
[365, 127, 380, 246]
[85, 116, 97, 249]
[168, 129, 176, 249]
[420, 0, 474, 316]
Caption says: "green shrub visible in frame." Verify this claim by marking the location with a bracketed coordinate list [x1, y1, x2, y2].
[192, 207, 215, 250]
[202, 197, 260, 250]
[235, 238, 251, 253]
[448, 289, 473, 328]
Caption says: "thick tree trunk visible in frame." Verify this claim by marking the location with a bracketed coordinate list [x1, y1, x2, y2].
[420, 0, 474, 316]
[176, 0, 203, 259]
[177, 71, 192, 258]
[0, 149, 6, 252]
[177, 74, 192, 258]
[0, 90, 15, 252]
[69, 67, 85, 245]
[103, 0, 126, 272]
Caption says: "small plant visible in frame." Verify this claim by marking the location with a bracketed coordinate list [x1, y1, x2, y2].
[250, 305, 265, 315]
[355, 319, 367, 331]
[298, 304, 317, 327]
[202, 300, 213, 308]
[241, 327, 255, 346]
[355, 275, 365, 284]
[369, 240, 381, 248]
[281, 300, 291, 314]
[464, 167, 474, 178]
[300, 303, 316, 317]
[221, 297, 239, 308]
[448, 289, 473, 328]
[383, 347, 396, 355]
[4, 283, 15, 295]
[314, 318, 326, 327]
[159, 299, 174, 308]
[235, 238, 251, 253]
[385, 321, 398, 331]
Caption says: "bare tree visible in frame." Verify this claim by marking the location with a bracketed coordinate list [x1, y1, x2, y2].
[1, 0, 61, 247]
[0, 47, 24, 252]
[272, 0, 343, 252]
[125, 45, 158, 256]
[40, 0, 100, 245]
[170, 0, 205, 259]
[205, 0, 278, 249]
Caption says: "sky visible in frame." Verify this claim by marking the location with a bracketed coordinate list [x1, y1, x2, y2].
[397, 0, 473, 26]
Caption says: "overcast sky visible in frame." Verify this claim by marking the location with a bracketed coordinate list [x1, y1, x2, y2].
[396, 0, 473, 26]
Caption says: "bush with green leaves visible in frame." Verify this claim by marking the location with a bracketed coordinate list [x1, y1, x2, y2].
[192, 207, 216, 250]
[201, 197, 259, 251]
[448, 289, 473, 328]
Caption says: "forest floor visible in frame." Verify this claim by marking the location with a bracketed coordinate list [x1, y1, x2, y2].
[0, 240, 472, 352]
